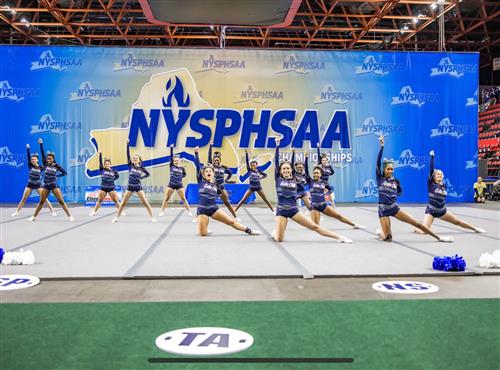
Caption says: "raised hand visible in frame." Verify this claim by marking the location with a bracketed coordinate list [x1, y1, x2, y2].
[379, 135, 384, 147]
[37, 138, 43, 144]
[429, 150, 435, 156]
[26, 144, 30, 148]
[194, 146, 199, 153]
[126, 139, 130, 144]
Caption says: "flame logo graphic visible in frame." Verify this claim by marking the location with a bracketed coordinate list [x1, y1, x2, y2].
[162, 76, 190, 107]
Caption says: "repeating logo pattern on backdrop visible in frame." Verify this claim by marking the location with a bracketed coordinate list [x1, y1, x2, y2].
[30, 50, 82, 71]
[113, 51, 165, 72]
[30, 114, 82, 134]
[0, 147, 24, 167]
[354, 55, 404, 76]
[69, 81, 121, 102]
[195, 54, 245, 74]
[391, 86, 439, 107]
[235, 85, 284, 105]
[430, 57, 477, 78]
[313, 84, 362, 105]
[354, 117, 403, 137]
[0, 80, 39, 102]
[276, 54, 325, 75]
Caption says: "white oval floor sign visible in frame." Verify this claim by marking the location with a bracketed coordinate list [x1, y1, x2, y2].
[0, 275, 40, 291]
[155, 327, 254, 356]
[372, 280, 439, 294]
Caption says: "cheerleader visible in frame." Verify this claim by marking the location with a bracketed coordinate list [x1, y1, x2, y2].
[291, 149, 311, 213]
[112, 139, 155, 222]
[194, 147, 260, 236]
[317, 144, 335, 200]
[413, 150, 485, 234]
[158, 145, 193, 217]
[375, 136, 452, 242]
[208, 142, 238, 219]
[234, 149, 274, 212]
[89, 152, 121, 216]
[29, 138, 73, 221]
[12, 144, 55, 217]
[304, 151, 364, 229]
[271, 138, 351, 243]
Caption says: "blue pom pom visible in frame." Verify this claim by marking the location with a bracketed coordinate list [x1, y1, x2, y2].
[0, 248, 4, 264]
[433, 255, 466, 271]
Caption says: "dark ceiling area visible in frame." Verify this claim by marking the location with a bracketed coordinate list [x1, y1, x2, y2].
[0, 0, 498, 84]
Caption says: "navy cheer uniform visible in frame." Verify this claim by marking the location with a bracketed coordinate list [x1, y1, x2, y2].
[40, 143, 67, 190]
[425, 155, 447, 218]
[126, 143, 150, 192]
[376, 146, 402, 218]
[99, 153, 119, 192]
[291, 151, 307, 198]
[275, 146, 299, 218]
[168, 146, 186, 190]
[245, 152, 267, 191]
[208, 144, 232, 192]
[305, 156, 328, 213]
[317, 147, 334, 193]
[26, 147, 44, 190]
[195, 151, 219, 217]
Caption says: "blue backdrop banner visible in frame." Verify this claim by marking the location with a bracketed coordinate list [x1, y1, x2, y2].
[0, 46, 478, 203]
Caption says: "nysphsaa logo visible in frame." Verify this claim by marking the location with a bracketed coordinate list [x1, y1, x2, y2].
[155, 327, 254, 356]
[354, 116, 402, 137]
[236, 85, 284, 104]
[69, 81, 121, 102]
[430, 57, 476, 78]
[354, 178, 378, 199]
[391, 86, 439, 107]
[443, 178, 464, 198]
[430, 118, 466, 139]
[0, 80, 40, 102]
[0, 146, 24, 167]
[113, 52, 165, 72]
[466, 89, 478, 106]
[31, 114, 82, 135]
[196, 54, 245, 74]
[276, 54, 325, 75]
[395, 149, 426, 170]
[372, 281, 439, 294]
[30, 50, 82, 71]
[465, 153, 477, 169]
[354, 55, 403, 76]
[70, 147, 93, 167]
[313, 85, 362, 105]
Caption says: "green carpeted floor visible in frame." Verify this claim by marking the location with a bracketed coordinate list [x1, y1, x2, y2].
[1, 299, 498, 370]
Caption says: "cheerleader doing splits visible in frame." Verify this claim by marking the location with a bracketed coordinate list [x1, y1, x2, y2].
[234, 149, 274, 212]
[158, 145, 193, 217]
[194, 147, 260, 236]
[413, 150, 485, 234]
[89, 152, 121, 216]
[304, 151, 364, 229]
[29, 138, 73, 222]
[12, 144, 55, 217]
[375, 136, 452, 242]
[271, 138, 352, 243]
[112, 139, 155, 223]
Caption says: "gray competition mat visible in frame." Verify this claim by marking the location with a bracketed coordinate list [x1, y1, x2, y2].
[1, 205, 499, 279]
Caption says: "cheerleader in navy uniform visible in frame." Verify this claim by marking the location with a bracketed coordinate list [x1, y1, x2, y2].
[234, 149, 274, 212]
[304, 151, 364, 229]
[158, 145, 193, 217]
[112, 139, 155, 222]
[194, 146, 260, 236]
[317, 144, 335, 202]
[12, 144, 56, 217]
[208, 142, 238, 219]
[271, 138, 351, 243]
[375, 136, 452, 242]
[413, 150, 485, 234]
[291, 149, 311, 213]
[29, 138, 73, 221]
[89, 152, 121, 216]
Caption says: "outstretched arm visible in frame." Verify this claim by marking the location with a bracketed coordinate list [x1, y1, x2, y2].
[39, 138, 47, 166]
[376, 136, 384, 179]
[317, 144, 321, 165]
[208, 142, 213, 164]
[245, 150, 251, 172]
[170, 145, 174, 166]
[429, 150, 435, 182]
[274, 138, 281, 178]
[126, 140, 131, 166]
[194, 147, 202, 182]
[304, 153, 311, 182]
[99, 152, 104, 171]
[26, 145, 33, 169]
